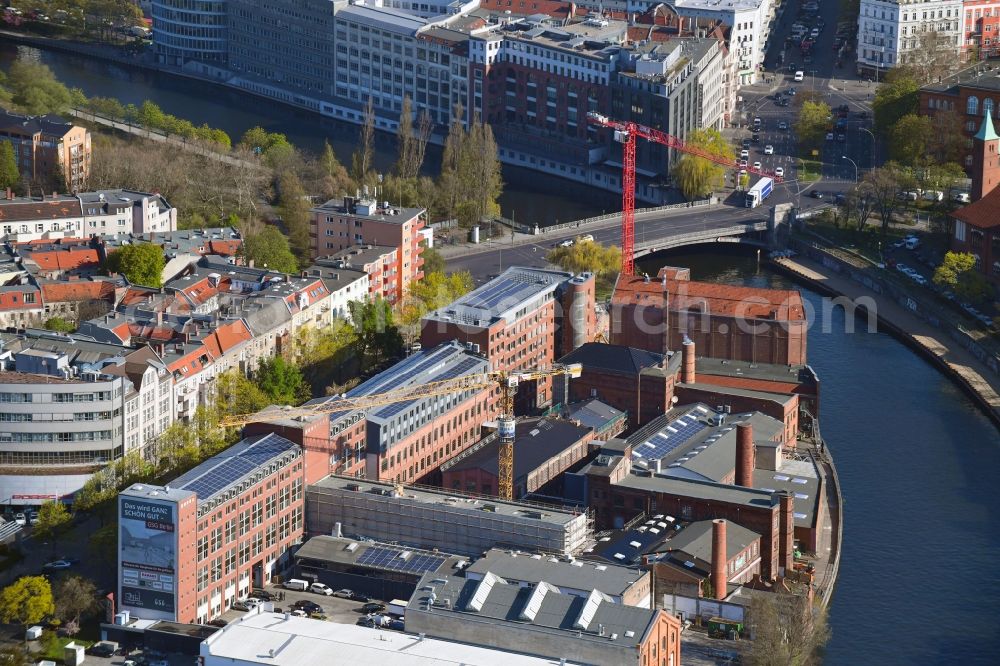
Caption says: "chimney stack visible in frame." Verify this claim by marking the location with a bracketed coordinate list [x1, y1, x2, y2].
[711, 519, 727, 601]
[5, 187, 12, 201]
[735, 422, 755, 487]
[682, 338, 696, 384]
[778, 491, 795, 576]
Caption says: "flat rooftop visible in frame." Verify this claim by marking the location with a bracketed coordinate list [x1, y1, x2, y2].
[674, 0, 766, 12]
[922, 62, 1000, 94]
[200, 609, 575, 666]
[295, 536, 465, 577]
[753, 458, 821, 528]
[613, 276, 806, 322]
[466, 548, 645, 598]
[613, 473, 778, 511]
[311, 197, 424, 224]
[423, 266, 577, 328]
[170, 433, 301, 510]
[694, 357, 816, 387]
[310, 475, 585, 526]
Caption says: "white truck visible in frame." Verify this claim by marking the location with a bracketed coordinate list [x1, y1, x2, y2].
[745, 177, 774, 208]
[386, 599, 408, 617]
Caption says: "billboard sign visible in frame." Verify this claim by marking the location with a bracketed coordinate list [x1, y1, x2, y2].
[119, 497, 177, 619]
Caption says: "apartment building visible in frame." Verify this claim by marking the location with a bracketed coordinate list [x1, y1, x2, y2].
[420, 267, 596, 412]
[856, 0, 963, 75]
[962, 0, 1000, 59]
[0, 190, 177, 244]
[117, 432, 318, 624]
[302, 340, 497, 482]
[0, 110, 91, 191]
[310, 196, 425, 299]
[315, 245, 401, 303]
[0, 330, 173, 505]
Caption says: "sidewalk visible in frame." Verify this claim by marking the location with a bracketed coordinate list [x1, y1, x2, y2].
[775, 255, 1000, 426]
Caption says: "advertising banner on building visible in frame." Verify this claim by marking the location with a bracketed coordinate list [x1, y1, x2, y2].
[119, 497, 177, 619]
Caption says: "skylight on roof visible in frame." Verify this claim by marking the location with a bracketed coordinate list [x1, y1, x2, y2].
[794, 512, 807, 519]
[792, 478, 808, 484]
[773, 474, 790, 481]
[794, 492, 809, 500]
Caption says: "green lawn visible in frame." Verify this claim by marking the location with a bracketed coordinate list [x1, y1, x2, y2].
[798, 159, 822, 182]
[35, 632, 94, 661]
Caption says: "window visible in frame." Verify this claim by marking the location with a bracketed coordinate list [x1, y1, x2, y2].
[968, 95, 979, 115]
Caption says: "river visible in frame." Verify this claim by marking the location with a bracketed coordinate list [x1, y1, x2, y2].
[638, 247, 1000, 666]
[6, 41, 1000, 665]
[0, 43, 618, 226]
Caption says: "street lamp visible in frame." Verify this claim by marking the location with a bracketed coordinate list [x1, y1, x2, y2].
[859, 127, 877, 169]
[842, 156, 859, 183]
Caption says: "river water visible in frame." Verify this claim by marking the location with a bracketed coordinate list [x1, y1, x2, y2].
[0, 43, 618, 225]
[5, 42, 1000, 665]
[639, 247, 1000, 666]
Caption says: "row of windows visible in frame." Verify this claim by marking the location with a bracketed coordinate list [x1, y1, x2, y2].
[0, 430, 114, 443]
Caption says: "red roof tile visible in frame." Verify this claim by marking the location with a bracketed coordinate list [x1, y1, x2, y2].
[952, 186, 1000, 229]
[31, 248, 100, 272]
[40, 282, 115, 303]
[206, 239, 242, 256]
[202, 320, 252, 358]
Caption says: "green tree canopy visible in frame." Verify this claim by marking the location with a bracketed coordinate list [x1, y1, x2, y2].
[889, 114, 933, 166]
[400, 270, 474, 326]
[34, 501, 71, 545]
[0, 140, 19, 190]
[0, 576, 55, 628]
[106, 243, 165, 288]
[44, 317, 75, 333]
[796, 100, 833, 151]
[277, 171, 313, 266]
[873, 67, 920, 134]
[294, 321, 358, 394]
[349, 298, 404, 368]
[240, 127, 296, 169]
[214, 370, 270, 419]
[547, 240, 622, 276]
[256, 356, 309, 405]
[420, 246, 445, 275]
[671, 128, 734, 200]
[5, 61, 73, 115]
[242, 225, 298, 274]
[933, 251, 993, 301]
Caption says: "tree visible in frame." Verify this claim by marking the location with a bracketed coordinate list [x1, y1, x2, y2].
[865, 164, 908, 235]
[671, 128, 734, 200]
[421, 245, 445, 275]
[460, 118, 503, 226]
[0, 645, 27, 666]
[242, 225, 298, 274]
[400, 270, 474, 326]
[873, 67, 920, 134]
[903, 31, 960, 84]
[933, 251, 994, 301]
[547, 240, 622, 276]
[796, 100, 832, 151]
[276, 171, 313, 266]
[44, 317, 75, 333]
[256, 356, 309, 405]
[319, 140, 353, 197]
[214, 370, 270, 419]
[888, 114, 933, 166]
[88, 523, 118, 564]
[0, 576, 55, 628]
[239, 127, 295, 169]
[53, 576, 98, 629]
[106, 243, 165, 287]
[0, 140, 19, 189]
[846, 182, 876, 232]
[6, 61, 73, 115]
[294, 321, 358, 393]
[928, 109, 966, 164]
[33, 501, 71, 547]
[741, 594, 829, 666]
[349, 298, 404, 368]
[437, 102, 467, 222]
[352, 96, 376, 188]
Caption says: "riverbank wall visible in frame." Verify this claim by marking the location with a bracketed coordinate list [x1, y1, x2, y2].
[771, 241, 1000, 430]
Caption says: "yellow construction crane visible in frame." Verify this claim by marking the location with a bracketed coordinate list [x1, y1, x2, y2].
[219, 363, 583, 501]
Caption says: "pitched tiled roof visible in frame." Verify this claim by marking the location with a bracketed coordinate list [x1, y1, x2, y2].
[0, 199, 81, 221]
[202, 320, 253, 358]
[953, 185, 1000, 229]
[40, 281, 116, 303]
[31, 248, 100, 272]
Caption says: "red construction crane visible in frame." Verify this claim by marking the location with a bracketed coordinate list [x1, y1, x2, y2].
[586, 112, 782, 276]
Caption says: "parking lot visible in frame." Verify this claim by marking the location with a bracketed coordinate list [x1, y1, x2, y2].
[216, 583, 389, 627]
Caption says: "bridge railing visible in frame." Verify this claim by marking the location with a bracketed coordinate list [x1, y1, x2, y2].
[510, 197, 716, 234]
[633, 220, 769, 253]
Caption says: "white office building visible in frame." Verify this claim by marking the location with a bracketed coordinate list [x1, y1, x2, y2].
[857, 0, 964, 74]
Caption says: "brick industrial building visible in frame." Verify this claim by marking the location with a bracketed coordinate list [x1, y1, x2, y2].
[421, 267, 596, 412]
[0, 110, 91, 191]
[117, 432, 324, 624]
[950, 112, 1000, 284]
[439, 416, 595, 498]
[610, 268, 808, 366]
[309, 196, 425, 301]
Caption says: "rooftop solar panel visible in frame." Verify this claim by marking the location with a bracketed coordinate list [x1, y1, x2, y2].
[356, 546, 446, 574]
[175, 434, 298, 503]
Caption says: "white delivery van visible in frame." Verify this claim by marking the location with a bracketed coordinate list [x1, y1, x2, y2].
[284, 579, 309, 591]
[387, 599, 409, 617]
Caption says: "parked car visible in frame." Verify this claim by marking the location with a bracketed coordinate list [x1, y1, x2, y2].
[310, 583, 334, 596]
[28, 512, 38, 525]
[42, 560, 73, 571]
[292, 600, 323, 614]
[208, 619, 228, 627]
[251, 589, 273, 601]
[13, 513, 26, 526]
[362, 602, 387, 614]
[87, 642, 117, 657]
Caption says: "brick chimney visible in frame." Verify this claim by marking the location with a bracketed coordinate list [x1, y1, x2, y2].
[682, 337, 695, 384]
[778, 491, 795, 575]
[735, 422, 755, 487]
[711, 519, 727, 601]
